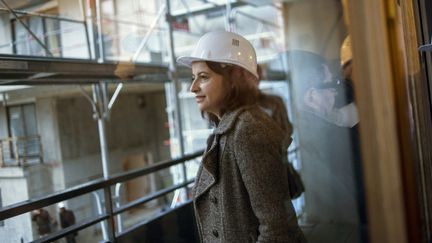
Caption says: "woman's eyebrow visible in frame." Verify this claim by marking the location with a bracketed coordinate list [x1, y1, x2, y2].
[196, 71, 208, 76]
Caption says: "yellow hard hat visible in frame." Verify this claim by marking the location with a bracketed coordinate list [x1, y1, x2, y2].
[340, 35, 352, 66]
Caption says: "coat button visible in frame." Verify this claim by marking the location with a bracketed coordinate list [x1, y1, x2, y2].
[210, 196, 218, 204]
[212, 229, 219, 238]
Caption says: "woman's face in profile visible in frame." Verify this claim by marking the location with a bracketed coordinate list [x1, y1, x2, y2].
[190, 61, 229, 118]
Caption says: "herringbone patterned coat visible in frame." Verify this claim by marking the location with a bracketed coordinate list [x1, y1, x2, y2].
[193, 105, 306, 243]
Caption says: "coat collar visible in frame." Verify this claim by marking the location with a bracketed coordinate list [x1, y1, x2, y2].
[193, 106, 254, 200]
[214, 106, 249, 135]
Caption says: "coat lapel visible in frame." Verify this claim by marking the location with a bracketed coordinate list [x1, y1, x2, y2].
[194, 133, 219, 199]
[193, 106, 250, 199]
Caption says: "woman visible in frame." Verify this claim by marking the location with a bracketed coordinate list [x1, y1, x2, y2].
[177, 31, 305, 242]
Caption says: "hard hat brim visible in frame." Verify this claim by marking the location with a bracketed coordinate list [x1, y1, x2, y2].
[176, 56, 205, 68]
[177, 56, 240, 68]
[176, 56, 259, 79]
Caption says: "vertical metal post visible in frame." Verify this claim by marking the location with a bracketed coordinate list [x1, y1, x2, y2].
[92, 83, 110, 179]
[165, 0, 189, 200]
[103, 187, 116, 242]
[92, 191, 108, 240]
[92, 82, 115, 242]
[41, 17, 49, 56]
[95, 0, 105, 62]
[225, 0, 233, 31]
[80, 0, 93, 59]
[0, 140, 4, 167]
[114, 183, 123, 233]
[88, 0, 103, 62]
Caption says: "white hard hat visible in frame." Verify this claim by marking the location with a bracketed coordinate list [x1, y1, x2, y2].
[177, 31, 258, 79]
[58, 202, 65, 208]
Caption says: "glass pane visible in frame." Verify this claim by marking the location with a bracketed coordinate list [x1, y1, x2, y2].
[8, 106, 24, 138]
[281, 1, 366, 241]
[22, 104, 37, 137]
[23, 104, 39, 156]
[14, 20, 31, 55]
[0, 11, 12, 54]
[45, 18, 62, 57]
[101, 0, 165, 63]
[28, 17, 45, 56]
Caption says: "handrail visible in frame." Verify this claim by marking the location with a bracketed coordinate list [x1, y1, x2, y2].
[0, 149, 204, 220]
[113, 179, 194, 215]
[0, 149, 203, 243]
[0, 145, 299, 242]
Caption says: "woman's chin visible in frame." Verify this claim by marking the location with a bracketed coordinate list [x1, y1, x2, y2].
[197, 104, 206, 112]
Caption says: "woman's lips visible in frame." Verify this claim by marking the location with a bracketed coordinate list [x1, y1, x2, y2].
[195, 96, 205, 103]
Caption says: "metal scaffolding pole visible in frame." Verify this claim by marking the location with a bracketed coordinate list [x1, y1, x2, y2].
[91, 82, 116, 242]
[165, 0, 189, 203]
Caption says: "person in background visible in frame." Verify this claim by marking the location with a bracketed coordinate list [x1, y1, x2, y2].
[177, 30, 306, 242]
[31, 208, 54, 238]
[58, 202, 77, 243]
[256, 64, 304, 200]
[256, 65, 293, 140]
[314, 35, 358, 128]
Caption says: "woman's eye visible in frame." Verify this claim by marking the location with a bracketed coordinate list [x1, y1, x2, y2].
[199, 75, 209, 82]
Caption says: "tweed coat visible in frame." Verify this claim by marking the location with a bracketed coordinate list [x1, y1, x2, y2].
[193, 105, 305, 243]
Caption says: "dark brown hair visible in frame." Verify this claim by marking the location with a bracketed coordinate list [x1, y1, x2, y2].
[203, 61, 259, 124]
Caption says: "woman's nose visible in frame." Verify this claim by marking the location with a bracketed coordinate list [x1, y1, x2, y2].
[190, 80, 198, 93]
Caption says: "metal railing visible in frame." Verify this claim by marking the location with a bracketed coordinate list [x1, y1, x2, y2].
[0, 149, 203, 243]
[0, 135, 43, 167]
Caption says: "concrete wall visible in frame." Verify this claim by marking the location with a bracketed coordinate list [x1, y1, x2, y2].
[26, 165, 56, 239]
[0, 168, 33, 242]
[36, 97, 64, 192]
[57, 91, 169, 160]
[26, 164, 54, 199]
[56, 90, 170, 184]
